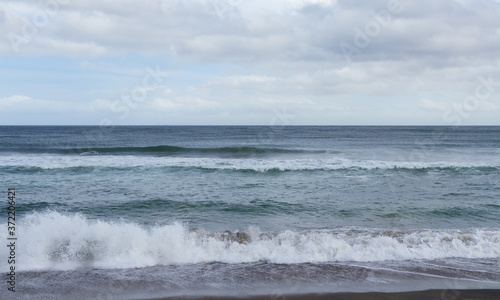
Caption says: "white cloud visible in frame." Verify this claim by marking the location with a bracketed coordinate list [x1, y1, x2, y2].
[1, 0, 500, 124]
[0, 95, 115, 113]
[0, 95, 62, 111]
[2, 0, 498, 63]
[419, 98, 449, 111]
[479, 100, 499, 110]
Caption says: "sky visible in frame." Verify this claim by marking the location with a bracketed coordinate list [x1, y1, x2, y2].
[0, 0, 499, 125]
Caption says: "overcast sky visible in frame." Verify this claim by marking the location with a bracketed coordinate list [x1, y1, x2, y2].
[0, 0, 499, 125]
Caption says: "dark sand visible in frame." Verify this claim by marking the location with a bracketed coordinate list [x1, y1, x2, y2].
[141, 289, 500, 300]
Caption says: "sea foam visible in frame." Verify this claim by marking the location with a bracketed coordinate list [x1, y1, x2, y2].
[1, 211, 499, 271]
[0, 154, 499, 172]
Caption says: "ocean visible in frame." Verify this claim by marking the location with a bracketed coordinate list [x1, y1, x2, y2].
[1, 126, 499, 299]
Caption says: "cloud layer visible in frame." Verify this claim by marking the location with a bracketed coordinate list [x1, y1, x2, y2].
[1, 0, 499, 124]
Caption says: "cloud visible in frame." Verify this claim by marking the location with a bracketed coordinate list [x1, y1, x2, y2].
[0, 95, 113, 112]
[1, 0, 500, 124]
[419, 98, 449, 111]
[2, 0, 498, 62]
[0, 95, 59, 111]
[419, 97, 500, 113]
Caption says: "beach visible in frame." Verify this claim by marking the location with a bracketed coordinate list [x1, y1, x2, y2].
[143, 289, 500, 300]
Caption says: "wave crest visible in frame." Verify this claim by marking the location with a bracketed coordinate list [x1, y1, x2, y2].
[1, 155, 499, 172]
[2, 212, 499, 271]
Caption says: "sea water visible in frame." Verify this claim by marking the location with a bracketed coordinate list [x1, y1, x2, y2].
[1, 126, 499, 299]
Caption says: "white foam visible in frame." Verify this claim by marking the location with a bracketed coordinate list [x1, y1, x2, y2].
[1, 212, 499, 271]
[0, 154, 498, 172]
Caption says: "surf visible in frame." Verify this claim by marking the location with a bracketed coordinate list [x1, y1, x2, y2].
[1, 154, 499, 173]
[2, 211, 499, 271]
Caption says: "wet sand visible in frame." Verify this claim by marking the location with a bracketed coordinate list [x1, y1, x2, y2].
[141, 289, 500, 300]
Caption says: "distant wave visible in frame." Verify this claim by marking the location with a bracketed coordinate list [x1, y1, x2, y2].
[0, 145, 327, 157]
[1, 212, 499, 271]
[69, 145, 317, 156]
[1, 155, 499, 173]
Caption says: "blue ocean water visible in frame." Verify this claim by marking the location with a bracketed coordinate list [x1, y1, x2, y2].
[1, 126, 499, 299]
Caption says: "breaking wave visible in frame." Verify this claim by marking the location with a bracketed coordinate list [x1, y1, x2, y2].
[1, 154, 499, 173]
[2, 212, 499, 271]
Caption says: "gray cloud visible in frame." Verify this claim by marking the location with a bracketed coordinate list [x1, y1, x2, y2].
[2, 0, 499, 64]
[1, 0, 499, 125]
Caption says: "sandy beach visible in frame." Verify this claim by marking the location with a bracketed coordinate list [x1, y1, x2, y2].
[142, 289, 500, 300]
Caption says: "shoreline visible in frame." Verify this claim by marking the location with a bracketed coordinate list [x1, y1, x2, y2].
[140, 289, 500, 300]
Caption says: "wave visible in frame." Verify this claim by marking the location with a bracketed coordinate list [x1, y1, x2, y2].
[94, 198, 309, 217]
[70, 145, 310, 156]
[1, 155, 499, 173]
[12, 200, 500, 225]
[1, 212, 499, 271]
[0, 145, 327, 157]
